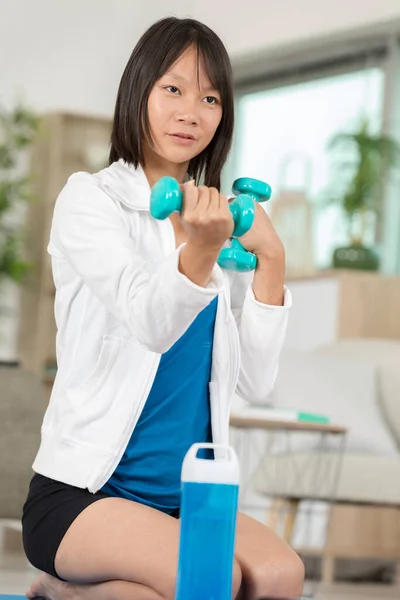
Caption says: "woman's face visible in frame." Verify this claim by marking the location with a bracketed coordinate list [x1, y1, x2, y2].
[146, 46, 223, 167]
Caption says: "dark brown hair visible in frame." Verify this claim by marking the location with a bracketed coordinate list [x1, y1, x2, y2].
[109, 17, 234, 189]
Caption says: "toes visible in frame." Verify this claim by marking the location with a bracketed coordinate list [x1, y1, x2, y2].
[25, 585, 38, 599]
[25, 575, 49, 600]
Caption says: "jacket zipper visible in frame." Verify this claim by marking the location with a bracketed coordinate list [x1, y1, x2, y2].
[213, 287, 241, 445]
[226, 302, 241, 439]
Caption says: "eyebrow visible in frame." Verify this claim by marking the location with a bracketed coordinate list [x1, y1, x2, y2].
[164, 72, 219, 94]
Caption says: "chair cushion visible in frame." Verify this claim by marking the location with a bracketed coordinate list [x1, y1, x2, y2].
[315, 339, 400, 450]
[253, 452, 400, 504]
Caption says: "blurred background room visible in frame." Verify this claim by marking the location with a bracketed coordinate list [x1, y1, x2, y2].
[1, 1, 400, 598]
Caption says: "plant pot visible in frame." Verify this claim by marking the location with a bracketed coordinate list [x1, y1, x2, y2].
[332, 243, 380, 271]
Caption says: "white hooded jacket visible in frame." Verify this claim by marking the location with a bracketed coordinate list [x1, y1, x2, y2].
[32, 159, 291, 492]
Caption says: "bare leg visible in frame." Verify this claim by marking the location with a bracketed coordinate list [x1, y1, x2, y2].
[235, 512, 305, 599]
[27, 574, 163, 600]
[27, 573, 244, 600]
[26, 497, 242, 600]
[27, 570, 243, 600]
[26, 499, 303, 600]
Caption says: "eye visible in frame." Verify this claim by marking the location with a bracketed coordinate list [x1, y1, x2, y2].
[203, 96, 219, 105]
[165, 86, 180, 95]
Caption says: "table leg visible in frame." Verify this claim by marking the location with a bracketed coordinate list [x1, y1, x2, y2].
[283, 499, 300, 544]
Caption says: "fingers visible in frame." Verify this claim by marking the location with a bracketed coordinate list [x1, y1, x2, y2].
[206, 187, 230, 216]
[182, 183, 220, 217]
[181, 180, 198, 216]
[220, 193, 231, 218]
[196, 185, 212, 214]
[180, 182, 234, 248]
[208, 187, 220, 211]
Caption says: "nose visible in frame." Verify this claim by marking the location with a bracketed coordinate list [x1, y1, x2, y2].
[175, 98, 198, 126]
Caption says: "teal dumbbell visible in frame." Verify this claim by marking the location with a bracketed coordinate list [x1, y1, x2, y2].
[217, 177, 272, 272]
[150, 177, 256, 269]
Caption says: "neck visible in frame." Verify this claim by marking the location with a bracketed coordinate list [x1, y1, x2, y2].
[142, 147, 189, 188]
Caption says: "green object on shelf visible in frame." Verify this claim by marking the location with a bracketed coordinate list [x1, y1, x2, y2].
[296, 411, 330, 424]
[245, 406, 330, 424]
[332, 243, 380, 271]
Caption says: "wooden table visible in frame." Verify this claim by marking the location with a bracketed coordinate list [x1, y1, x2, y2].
[230, 415, 347, 435]
[230, 413, 347, 534]
[230, 414, 348, 591]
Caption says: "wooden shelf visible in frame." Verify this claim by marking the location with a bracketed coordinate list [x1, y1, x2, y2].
[286, 270, 400, 341]
[17, 111, 112, 383]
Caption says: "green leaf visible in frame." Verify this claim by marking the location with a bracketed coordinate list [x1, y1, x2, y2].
[0, 233, 31, 283]
[0, 146, 14, 169]
[0, 102, 39, 286]
[325, 117, 400, 217]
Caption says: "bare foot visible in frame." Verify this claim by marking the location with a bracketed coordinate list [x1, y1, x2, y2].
[26, 573, 74, 600]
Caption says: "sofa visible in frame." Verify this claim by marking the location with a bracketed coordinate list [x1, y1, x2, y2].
[249, 339, 400, 582]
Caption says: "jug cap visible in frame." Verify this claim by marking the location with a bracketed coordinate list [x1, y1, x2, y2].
[181, 443, 240, 485]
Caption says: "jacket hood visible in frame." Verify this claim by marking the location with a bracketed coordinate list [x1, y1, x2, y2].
[94, 159, 191, 211]
[97, 160, 152, 211]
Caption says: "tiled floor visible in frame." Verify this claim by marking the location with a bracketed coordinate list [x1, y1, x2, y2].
[0, 552, 39, 595]
[0, 525, 399, 599]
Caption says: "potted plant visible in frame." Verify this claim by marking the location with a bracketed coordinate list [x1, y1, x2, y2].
[0, 104, 39, 363]
[327, 118, 400, 271]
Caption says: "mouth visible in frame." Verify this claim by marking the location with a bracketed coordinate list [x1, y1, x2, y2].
[168, 132, 196, 141]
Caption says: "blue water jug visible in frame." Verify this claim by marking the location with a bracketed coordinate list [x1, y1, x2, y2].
[175, 443, 240, 600]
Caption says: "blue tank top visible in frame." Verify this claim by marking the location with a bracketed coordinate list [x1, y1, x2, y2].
[101, 297, 218, 513]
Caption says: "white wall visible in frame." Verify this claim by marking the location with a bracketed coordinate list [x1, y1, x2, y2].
[1, 0, 400, 116]
[1, 0, 400, 361]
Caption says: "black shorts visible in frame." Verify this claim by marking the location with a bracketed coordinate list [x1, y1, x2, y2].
[22, 473, 180, 580]
[22, 473, 111, 579]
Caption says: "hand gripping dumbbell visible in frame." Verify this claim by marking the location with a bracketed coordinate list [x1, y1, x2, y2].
[150, 176, 271, 271]
[217, 177, 272, 272]
[150, 176, 255, 271]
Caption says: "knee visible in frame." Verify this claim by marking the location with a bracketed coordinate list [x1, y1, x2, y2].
[250, 546, 305, 599]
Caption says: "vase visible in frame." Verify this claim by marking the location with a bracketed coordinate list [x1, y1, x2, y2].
[332, 242, 380, 271]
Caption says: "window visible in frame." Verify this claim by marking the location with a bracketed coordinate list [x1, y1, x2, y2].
[229, 68, 385, 269]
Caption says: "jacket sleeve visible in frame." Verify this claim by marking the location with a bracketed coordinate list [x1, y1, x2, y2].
[49, 176, 223, 354]
[228, 270, 291, 403]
